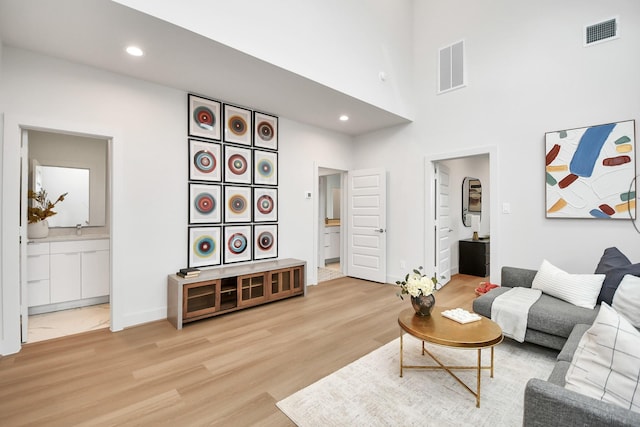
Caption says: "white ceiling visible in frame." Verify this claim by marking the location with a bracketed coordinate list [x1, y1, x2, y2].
[0, 0, 411, 136]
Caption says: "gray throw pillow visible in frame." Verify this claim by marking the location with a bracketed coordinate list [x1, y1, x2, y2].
[595, 247, 640, 305]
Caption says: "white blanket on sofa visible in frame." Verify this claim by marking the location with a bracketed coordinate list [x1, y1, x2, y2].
[491, 287, 542, 342]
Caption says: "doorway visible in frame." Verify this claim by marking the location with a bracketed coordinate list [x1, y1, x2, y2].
[426, 147, 497, 283]
[23, 129, 111, 343]
[318, 168, 345, 282]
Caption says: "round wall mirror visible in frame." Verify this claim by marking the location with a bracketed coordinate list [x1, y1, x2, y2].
[462, 177, 482, 226]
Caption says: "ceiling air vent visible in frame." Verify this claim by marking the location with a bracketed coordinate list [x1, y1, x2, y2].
[584, 18, 618, 46]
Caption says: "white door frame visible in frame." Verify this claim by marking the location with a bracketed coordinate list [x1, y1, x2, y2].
[1, 114, 121, 355]
[312, 163, 348, 286]
[424, 146, 499, 282]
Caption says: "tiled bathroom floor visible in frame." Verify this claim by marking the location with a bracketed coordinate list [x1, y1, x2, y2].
[27, 304, 110, 343]
[318, 262, 345, 282]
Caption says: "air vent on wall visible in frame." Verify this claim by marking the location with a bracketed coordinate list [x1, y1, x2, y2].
[584, 18, 618, 46]
[438, 40, 465, 94]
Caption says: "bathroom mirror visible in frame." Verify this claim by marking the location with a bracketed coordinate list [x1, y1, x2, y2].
[34, 165, 90, 227]
[28, 130, 108, 228]
[462, 177, 482, 226]
[322, 172, 341, 224]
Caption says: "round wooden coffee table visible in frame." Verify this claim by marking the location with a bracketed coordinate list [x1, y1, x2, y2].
[398, 307, 503, 408]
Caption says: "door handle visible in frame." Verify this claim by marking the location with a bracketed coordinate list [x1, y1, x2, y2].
[375, 228, 386, 233]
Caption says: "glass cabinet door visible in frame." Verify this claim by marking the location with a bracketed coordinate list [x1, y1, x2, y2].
[239, 273, 267, 306]
[269, 267, 304, 298]
[183, 280, 218, 319]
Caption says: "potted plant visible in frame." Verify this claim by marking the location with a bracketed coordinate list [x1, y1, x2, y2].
[27, 189, 67, 239]
[396, 266, 442, 316]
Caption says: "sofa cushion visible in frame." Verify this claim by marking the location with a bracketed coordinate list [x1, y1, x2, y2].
[565, 303, 640, 413]
[595, 246, 631, 271]
[532, 259, 604, 309]
[473, 285, 599, 345]
[612, 274, 640, 328]
[501, 266, 537, 289]
[557, 323, 591, 363]
[527, 294, 599, 338]
[595, 247, 640, 305]
[472, 286, 511, 319]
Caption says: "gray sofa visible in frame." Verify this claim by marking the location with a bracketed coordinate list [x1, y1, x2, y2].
[473, 266, 599, 350]
[523, 323, 640, 426]
[473, 266, 640, 426]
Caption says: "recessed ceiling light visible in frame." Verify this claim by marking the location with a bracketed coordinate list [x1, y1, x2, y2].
[339, 115, 349, 122]
[126, 46, 144, 57]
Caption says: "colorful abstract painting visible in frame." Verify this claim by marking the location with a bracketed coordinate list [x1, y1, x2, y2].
[188, 95, 221, 141]
[189, 140, 221, 182]
[545, 120, 636, 219]
[224, 104, 252, 146]
[188, 226, 221, 268]
[253, 224, 278, 260]
[186, 94, 280, 266]
[253, 187, 278, 222]
[189, 183, 221, 224]
[224, 186, 252, 223]
[254, 150, 278, 186]
[224, 225, 252, 263]
[254, 112, 278, 150]
[224, 145, 252, 184]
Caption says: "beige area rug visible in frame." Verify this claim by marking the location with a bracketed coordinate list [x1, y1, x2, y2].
[277, 335, 557, 426]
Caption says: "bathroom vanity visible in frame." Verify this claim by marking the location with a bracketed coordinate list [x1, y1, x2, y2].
[26, 235, 110, 315]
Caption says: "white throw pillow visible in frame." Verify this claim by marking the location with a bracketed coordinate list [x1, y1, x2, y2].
[565, 303, 640, 413]
[531, 259, 604, 309]
[612, 274, 640, 328]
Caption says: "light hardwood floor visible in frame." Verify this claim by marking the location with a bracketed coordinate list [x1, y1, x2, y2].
[0, 274, 484, 426]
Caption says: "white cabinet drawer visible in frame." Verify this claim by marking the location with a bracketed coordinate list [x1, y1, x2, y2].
[50, 241, 80, 255]
[27, 254, 49, 281]
[27, 242, 49, 256]
[50, 239, 109, 254]
[77, 239, 109, 252]
[28, 279, 50, 307]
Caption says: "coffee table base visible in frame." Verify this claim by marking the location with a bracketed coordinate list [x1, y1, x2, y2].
[399, 332, 496, 408]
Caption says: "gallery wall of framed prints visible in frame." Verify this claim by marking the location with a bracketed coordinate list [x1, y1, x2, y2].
[187, 93, 279, 268]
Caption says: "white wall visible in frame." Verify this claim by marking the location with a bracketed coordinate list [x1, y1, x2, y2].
[355, 0, 640, 280]
[0, 47, 353, 354]
[278, 118, 353, 286]
[112, 0, 415, 120]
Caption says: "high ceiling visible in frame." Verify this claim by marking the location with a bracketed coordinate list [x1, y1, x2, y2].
[0, 0, 411, 136]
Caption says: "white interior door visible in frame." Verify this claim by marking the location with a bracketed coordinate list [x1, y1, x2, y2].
[435, 163, 452, 285]
[347, 168, 387, 283]
[20, 129, 29, 342]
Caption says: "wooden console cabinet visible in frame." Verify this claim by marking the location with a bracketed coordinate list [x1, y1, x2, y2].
[168, 258, 305, 329]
